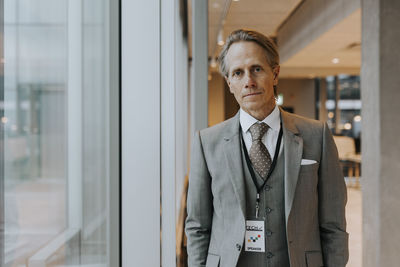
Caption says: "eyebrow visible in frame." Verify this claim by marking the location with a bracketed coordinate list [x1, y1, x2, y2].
[251, 64, 263, 69]
[231, 64, 263, 73]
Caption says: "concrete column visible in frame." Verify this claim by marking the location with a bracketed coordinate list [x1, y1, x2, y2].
[122, 0, 161, 266]
[362, 0, 400, 266]
[190, 0, 208, 133]
[318, 78, 328, 123]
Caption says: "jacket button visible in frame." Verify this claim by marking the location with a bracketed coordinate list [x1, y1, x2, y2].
[267, 252, 274, 258]
[236, 244, 241, 251]
[265, 185, 271, 191]
[266, 230, 273, 236]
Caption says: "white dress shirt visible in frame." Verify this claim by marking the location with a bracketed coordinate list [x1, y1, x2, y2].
[240, 105, 282, 157]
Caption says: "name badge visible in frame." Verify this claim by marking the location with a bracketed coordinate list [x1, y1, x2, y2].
[245, 219, 265, 252]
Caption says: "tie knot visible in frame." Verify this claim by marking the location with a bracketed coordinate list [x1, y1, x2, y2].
[249, 122, 269, 141]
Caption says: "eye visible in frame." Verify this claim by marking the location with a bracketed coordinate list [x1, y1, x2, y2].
[232, 70, 242, 77]
[254, 66, 262, 72]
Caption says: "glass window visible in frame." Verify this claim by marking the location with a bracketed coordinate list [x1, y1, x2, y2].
[326, 75, 361, 141]
[2, 0, 116, 266]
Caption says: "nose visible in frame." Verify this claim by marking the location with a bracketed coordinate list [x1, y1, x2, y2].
[244, 72, 256, 88]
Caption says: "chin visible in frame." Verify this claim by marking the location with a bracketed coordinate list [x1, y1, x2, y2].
[243, 100, 264, 108]
[243, 104, 264, 113]
[245, 101, 275, 112]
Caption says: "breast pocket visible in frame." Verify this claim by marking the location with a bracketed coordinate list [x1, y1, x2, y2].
[299, 163, 320, 192]
[305, 251, 323, 267]
[206, 253, 220, 267]
[299, 162, 319, 173]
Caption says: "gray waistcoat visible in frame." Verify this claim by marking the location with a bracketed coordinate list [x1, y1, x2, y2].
[236, 142, 290, 267]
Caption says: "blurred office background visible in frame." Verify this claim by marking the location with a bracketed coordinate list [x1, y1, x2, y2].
[1, 0, 118, 266]
[1, 0, 400, 266]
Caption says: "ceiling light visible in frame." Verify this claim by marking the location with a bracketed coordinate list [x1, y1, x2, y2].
[233, 0, 240, 2]
[217, 30, 224, 46]
[353, 115, 361, 122]
[332, 58, 340, 64]
[344, 123, 352, 130]
[212, 3, 220, 8]
[276, 94, 284, 106]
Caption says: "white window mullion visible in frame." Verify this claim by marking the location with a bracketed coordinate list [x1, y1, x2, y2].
[121, 0, 161, 266]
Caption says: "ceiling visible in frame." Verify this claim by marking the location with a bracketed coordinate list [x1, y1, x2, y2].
[208, 0, 302, 60]
[203, 0, 361, 78]
[280, 9, 361, 78]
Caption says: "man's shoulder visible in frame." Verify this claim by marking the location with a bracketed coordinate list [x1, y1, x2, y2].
[282, 110, 325, 139]
[282, 111, 324, 128]
[284, 111, 323, 128]
[199, 115, 238, 142]
[200, 117, 237, 136]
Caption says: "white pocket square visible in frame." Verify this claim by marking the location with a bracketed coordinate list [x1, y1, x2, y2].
[301, 159, 317, 165]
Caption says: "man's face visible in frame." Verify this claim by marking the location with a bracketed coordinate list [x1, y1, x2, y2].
[225, 41, 279, 118]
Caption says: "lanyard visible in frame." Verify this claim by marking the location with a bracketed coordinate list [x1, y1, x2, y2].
[240, 122, 283, 218]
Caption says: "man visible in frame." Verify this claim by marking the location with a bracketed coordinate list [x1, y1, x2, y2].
[185, 29, 348, 267]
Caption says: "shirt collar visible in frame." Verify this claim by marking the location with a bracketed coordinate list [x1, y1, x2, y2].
[240, 105, 281, 133]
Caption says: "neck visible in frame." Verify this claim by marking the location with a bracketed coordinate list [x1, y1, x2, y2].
[246, 105, 275, 121]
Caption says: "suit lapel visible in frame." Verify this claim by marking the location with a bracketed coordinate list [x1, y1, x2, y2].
[222, 109, 304, 222]
[281, 109, 303, 224]
[222, 112, 246, 218]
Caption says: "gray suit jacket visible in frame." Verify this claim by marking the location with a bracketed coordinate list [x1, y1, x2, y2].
[185, 109, 348, 267]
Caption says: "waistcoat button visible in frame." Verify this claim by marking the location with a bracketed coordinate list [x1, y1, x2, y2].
[236, 244, 241, 251]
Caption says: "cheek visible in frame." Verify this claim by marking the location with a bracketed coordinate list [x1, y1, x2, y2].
[229, 83, 241, 95]
[262, 78, 275, 89]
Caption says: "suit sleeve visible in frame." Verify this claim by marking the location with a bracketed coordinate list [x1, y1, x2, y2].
[318, 123, 349, 266]
[185, 131, 213, 267]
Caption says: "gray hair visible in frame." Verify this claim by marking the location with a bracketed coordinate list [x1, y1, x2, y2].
[218, 29, 280, 77]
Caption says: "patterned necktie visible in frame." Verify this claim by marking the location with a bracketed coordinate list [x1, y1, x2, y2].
[248, 122, 272, 179]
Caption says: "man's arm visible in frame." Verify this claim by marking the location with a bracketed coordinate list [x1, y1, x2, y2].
[318, 123, 349, 266]
[185, 132, 213, 267]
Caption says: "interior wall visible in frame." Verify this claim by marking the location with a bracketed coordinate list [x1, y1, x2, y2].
[208, 73, 225, 126]
[224, 82, 240, 120]
[277, 78, 316, 119]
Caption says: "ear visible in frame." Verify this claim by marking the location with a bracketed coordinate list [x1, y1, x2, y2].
[273, 65, 280, 86]
[225, 75, 234, 93]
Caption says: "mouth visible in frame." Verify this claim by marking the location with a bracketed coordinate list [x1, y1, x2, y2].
[243, 92, 262, 98]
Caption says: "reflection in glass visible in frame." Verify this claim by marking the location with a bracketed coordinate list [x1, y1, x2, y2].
[3, 0, 111, 266]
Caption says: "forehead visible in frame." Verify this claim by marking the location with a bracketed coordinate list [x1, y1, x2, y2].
[225, 41, 269, 70]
